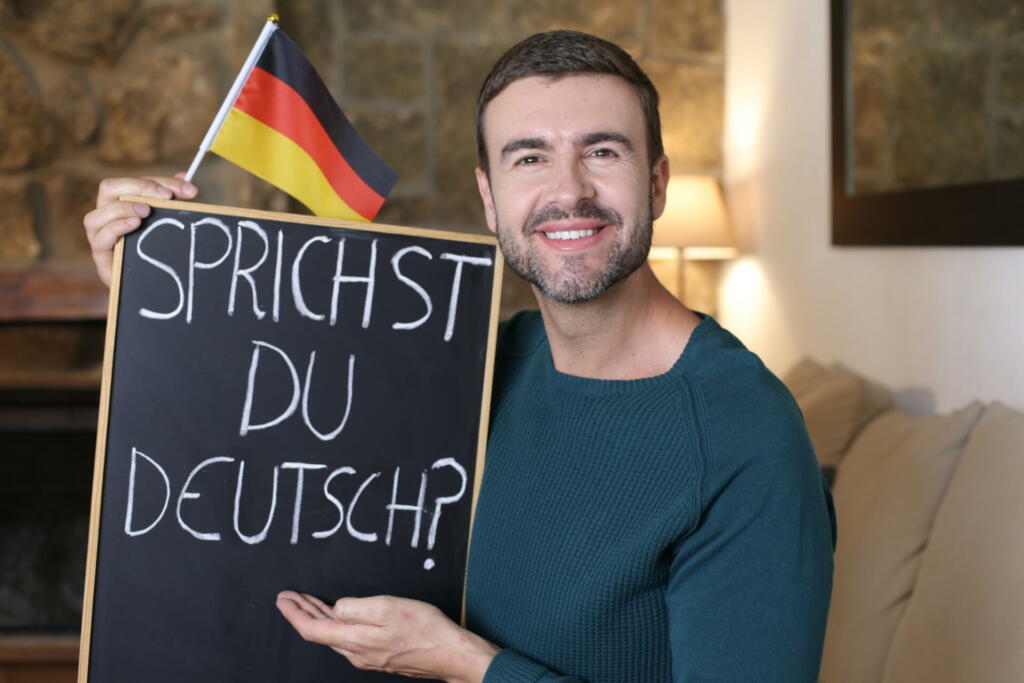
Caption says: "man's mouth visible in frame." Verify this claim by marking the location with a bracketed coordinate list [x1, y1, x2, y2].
[542, 228, 602, 241]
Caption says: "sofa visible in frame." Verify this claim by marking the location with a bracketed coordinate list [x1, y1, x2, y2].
[781, 358, 1024, 683]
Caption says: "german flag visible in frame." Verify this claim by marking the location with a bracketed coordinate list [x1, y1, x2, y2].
[209, 28, 397, 222]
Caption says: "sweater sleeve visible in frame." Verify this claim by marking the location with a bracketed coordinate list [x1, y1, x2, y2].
[664, 377, 836, 682]
[483, 649, 585, 682]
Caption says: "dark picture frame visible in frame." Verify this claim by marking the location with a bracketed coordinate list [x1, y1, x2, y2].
[831, 0, 1024, 246]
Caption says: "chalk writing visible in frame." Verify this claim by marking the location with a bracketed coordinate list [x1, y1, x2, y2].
[134, 215, 492, 342]
[123, 446, 467, 555]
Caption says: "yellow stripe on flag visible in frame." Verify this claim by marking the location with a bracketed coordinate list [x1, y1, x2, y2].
[211, 108, 367, 222]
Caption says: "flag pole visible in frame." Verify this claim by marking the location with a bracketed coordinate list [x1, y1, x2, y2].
[183, 14, 280, 182]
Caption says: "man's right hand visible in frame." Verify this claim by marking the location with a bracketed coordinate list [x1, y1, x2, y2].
[83, 174, 198, 287]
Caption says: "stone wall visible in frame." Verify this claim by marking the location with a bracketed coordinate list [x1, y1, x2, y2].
[850, 0, 1024, 193]
[0, 0, 287, 274]
[0, 0, 725, 317]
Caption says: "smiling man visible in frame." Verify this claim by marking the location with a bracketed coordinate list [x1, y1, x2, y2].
[84, 30, 835, 683]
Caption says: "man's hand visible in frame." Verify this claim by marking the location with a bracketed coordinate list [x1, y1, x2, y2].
[276, 591, 498, 682]
[83, 174, 198, 287]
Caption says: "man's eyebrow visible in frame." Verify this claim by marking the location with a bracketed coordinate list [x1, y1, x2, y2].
[500, 138, 550, 160]
[579, 132, 634, 150]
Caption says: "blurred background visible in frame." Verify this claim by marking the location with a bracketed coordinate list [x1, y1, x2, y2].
[1, 0, 1023, 681]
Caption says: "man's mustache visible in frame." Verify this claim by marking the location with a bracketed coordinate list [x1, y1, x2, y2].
[525, 200, 623, 234]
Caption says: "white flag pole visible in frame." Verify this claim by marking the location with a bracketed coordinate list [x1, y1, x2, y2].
[183, 14, 280, 182]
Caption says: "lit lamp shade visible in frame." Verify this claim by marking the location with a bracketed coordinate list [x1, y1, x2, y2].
[652, 175, 737, 260]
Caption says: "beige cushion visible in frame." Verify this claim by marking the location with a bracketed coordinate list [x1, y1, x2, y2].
[836, 362, 892, 437]
[882, 402, 1024, 683]
[783, 357, 877, 467]
[819, 401, 984, 683]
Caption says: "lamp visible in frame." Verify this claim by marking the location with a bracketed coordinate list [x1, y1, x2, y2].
[648, 175, 736, 315]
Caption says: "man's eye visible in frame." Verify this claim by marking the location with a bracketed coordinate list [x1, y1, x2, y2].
[591, 148, 617, 158]
[517, 155, 541, 165]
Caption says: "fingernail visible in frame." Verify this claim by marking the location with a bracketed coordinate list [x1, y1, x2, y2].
[127, 216, 140, 227]
[134, 203, 150, 217]
[184, 183, 197, 197]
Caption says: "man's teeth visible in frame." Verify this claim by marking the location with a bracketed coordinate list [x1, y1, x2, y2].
[544, 229, 598, 240]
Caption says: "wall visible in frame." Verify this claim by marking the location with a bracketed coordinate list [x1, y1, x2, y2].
[719, 0, 1024, 413]
[0, 0, 726, 353]
[281, 0, 726, 316]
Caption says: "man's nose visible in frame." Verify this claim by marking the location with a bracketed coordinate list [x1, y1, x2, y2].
[543, 157, 595, 209]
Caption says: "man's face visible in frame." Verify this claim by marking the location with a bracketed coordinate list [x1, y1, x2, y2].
[475, 74, 668, 304]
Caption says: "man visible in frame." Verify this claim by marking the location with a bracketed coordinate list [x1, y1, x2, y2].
[85, 30, 834, 682]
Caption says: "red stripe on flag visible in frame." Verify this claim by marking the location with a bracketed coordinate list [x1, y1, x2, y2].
[234, 66, 385, 220]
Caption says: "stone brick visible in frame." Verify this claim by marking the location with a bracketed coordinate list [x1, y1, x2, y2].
[343, 38, 424, 102]
[341, 0, 487, 32]
[504, 0, 640, 45]
[999, 48, 1024, 110]
[43, 71, 99, 145]
[0, 1, 16, 25]
[435, 40, 509, 228]
[937, 0, 1024, 37]
[0, 47, 52, 171]
[851, 64, 889, 174]
[644, 60, 723, 171]
[144, 2, 221, 41]
[889, 45, 989, 190]
[98, 47, 221, 165]
[995, 114, 1024, 180]
[25, 0, 139, 64]
[221, 0, 275, 75]
[373, 195, 433, 228]
[279, 0, 333, 83]
[347, 109, 427, 188]
[0, 180, 41, 263]
[650, 0, 724, 56]
[41, 170, 99, 261]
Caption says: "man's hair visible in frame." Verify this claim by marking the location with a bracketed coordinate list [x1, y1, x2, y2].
[475, 30, 664, 173]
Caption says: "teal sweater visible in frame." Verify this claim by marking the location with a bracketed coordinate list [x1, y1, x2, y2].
[465, 312, 835, 682]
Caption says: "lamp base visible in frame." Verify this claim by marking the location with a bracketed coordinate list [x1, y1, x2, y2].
[647, 250, 720, 317]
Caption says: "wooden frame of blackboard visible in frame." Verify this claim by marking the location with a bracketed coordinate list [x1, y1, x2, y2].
[78, 198, 504, 683]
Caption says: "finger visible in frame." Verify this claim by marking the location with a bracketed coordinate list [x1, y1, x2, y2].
[277, 597, 372, 649]
[277, 598, 339, 645]
[301, 593, 337, 621]
[89, 216, 141, 256]
[96, 177, 174, 208]
[333, 596, 391, 626]
[278, 592, 329, 621]
[83, 201, 148, 240]
[92, 252, 113, 288]
[142, 175, 198, 200]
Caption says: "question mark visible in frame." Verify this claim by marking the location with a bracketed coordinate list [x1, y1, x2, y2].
[423, 458, 467, 570]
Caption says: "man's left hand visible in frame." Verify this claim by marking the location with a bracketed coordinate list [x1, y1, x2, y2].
[276, 591, 498, 682]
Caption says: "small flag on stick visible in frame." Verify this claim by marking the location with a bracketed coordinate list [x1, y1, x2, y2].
[185, 16, 398, 222]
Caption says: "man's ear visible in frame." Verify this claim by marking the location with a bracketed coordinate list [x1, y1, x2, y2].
[475, 167, 498, 234]
[650, 155, 670, 221]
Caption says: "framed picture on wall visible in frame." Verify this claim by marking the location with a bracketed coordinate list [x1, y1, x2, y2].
[831, 0, 1024, 246]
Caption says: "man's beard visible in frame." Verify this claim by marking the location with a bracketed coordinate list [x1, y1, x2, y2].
[496, 196, 653, 305]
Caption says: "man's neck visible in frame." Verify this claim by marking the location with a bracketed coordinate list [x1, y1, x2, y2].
[535, 263, 702, 380]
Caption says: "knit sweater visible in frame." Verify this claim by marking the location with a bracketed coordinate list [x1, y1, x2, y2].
[464, 311, 835, 682]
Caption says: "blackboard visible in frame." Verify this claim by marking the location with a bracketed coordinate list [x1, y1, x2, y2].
[80, 198, 502, 683]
